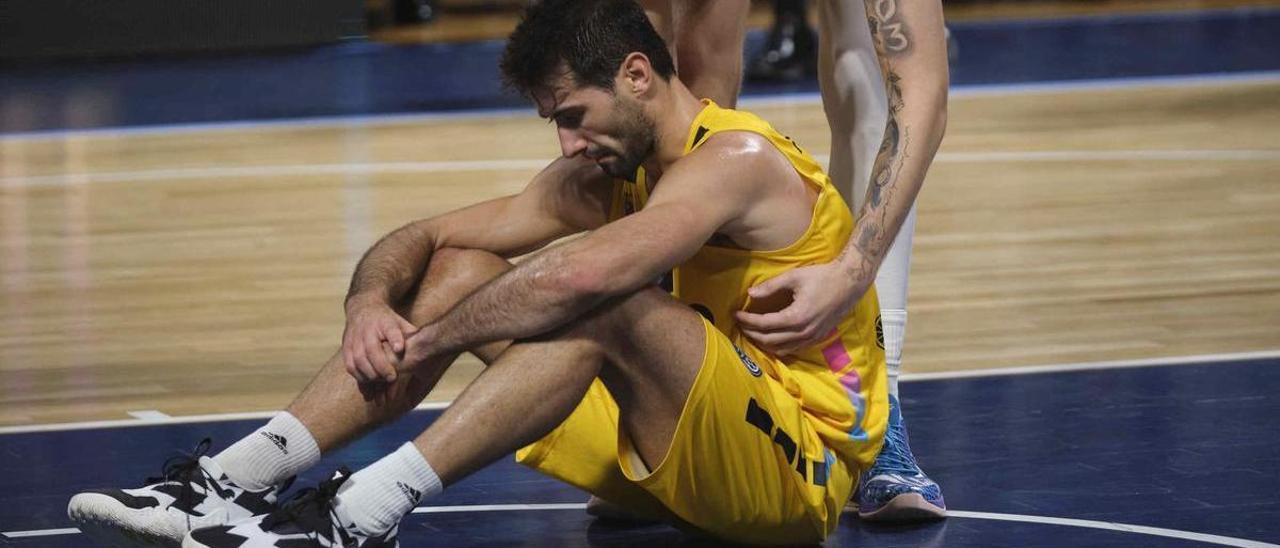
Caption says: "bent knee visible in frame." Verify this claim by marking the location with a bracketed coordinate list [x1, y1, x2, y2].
[424, 247, 510, 285]
[402, 247, 511, 324]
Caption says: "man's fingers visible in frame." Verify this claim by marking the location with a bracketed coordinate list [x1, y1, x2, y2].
[748, 272, 794, 299]
[735, 309, 798, 332]
[384, 326, 407, 354]
[381, 341, 404, 374]
[354, 353, 380, 384]
[739, 325, 806, 349]
[370, 348, 398, 384]
[342, 346, 356, 377]
[364, 334, 398, 383]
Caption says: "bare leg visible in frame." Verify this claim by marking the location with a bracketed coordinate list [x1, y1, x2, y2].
[671, 0, 749, 108]
[638, 0, 676, 60]
[817, 0, 887, 208]
[413, 286, 705, 485]
[287, 247, 513, 452]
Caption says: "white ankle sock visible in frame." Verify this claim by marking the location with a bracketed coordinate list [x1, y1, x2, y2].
[334, 443, 442, 536]
[882, 309, 907, 398]
[213, 411, 321, 491]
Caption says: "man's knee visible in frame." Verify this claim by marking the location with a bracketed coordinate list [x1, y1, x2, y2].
[562, 285, 679, 346]
[425, 247, 508, 283]
[403, 247, 511, 325]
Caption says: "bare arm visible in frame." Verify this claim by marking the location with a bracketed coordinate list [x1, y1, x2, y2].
[343, 157, 611, 312]
[842, 0, 948, 284]
[409, 137, 770, 361]
[341, 158, 611, 383]
[736, 0, 948, 354]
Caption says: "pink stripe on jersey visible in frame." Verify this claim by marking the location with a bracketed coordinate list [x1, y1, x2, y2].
[822, 335, 868, 441]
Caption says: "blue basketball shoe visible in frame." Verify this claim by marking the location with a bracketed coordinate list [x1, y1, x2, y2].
[853, 395, 946, 522]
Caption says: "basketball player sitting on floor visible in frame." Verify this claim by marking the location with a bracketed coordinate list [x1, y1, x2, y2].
[68, 1, 889, 545]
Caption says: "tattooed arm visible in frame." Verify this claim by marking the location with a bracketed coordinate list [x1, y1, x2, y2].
[848, 0, 948, 281]
[736, 0, 948, 355]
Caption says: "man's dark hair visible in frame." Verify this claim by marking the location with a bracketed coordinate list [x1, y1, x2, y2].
[501, 0, 677, 98]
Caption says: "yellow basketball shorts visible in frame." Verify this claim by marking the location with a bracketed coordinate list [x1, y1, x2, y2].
[515, 317, 853, 545]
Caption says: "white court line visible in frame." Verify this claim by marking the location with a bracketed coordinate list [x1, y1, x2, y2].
[4, 506, 1277, 546]
[0, 402, 450, 435]
[1, 70, 1277, 143]
[0, 350, 1274, 436]
[3, 148, 1277, 189]
[0, 159, 551, 188]
[946, 511, 1280, 548]
[126, 410, 172, 421]
[1, 527, 81, 538]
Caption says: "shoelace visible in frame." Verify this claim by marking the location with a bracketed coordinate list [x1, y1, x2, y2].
[261, 467, 354, 546]
[871, 414, 922, 476]
[144, 438, 220, 529]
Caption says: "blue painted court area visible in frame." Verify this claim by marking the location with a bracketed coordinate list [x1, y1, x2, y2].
[2, 7, 1279, 134]
[3, 358, 1277, 546]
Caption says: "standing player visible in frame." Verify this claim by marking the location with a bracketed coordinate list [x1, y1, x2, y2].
[652, 0, 952, 521]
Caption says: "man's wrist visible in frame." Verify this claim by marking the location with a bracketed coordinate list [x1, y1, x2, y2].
[344, 291, 388, 313]
[835, 248, 877, 285]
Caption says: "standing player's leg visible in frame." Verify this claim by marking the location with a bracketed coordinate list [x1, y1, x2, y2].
[670, 0, 749, 108]
[816, 0, 943, 522]
[68, 248, 513, 545]
[639, 0, 749, 108]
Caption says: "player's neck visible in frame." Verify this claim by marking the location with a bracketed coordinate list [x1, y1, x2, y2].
[643, 79, 706, 176]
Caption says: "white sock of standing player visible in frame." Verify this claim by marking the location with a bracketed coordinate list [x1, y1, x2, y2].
[877, 205, 917, 399]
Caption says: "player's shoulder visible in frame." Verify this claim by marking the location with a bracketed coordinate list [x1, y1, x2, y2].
[683, 129, 794, 187]
[687, 129, 777, 166]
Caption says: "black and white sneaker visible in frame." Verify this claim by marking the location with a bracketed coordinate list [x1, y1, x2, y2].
[68, 439, 290, 547]
[183, 468, 398, 548]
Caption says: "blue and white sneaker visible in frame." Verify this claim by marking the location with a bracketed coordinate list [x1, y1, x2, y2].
[68, 439, 289, 547]
[183, 468, 398, 548]
[853, 395, 946, 522]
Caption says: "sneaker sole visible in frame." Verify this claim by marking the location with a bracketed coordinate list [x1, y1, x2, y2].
[68, 493, 184, 547]
[856, 492, 947, 523]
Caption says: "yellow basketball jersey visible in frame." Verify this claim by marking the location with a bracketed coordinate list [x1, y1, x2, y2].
[609, 100, 889, 478]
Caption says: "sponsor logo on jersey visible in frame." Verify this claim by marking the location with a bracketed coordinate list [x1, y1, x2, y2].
[734, 344, 762, 377]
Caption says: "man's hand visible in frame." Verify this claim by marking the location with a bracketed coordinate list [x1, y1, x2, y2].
[396, 326, 441, 375]
[342, 297, 418, 384]
[735, 261, 871, 356]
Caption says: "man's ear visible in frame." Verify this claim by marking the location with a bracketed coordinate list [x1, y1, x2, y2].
[618, 52, 654, 97]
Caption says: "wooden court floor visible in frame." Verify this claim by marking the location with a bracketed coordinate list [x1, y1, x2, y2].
[1, 78, 1278, 427]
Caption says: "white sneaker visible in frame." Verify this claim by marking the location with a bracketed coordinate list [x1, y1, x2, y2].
[183, 468, 399, 548]
[68, 439, 290, 546]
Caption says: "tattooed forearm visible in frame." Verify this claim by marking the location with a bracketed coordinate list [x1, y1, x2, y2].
[869, 0, 910, 54]
[835, 0, 948, 293]
[850, 58, 911, 268]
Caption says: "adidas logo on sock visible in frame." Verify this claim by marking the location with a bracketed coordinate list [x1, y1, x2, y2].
[396, 481, 423, 504]
[259, 431, 290, 455]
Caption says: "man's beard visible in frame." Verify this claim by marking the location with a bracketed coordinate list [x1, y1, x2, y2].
[598, 98, 656, 179]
